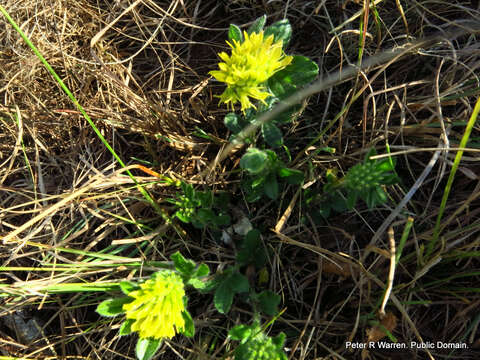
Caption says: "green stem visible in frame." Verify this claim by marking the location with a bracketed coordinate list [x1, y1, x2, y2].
[427, 96, 480, 257]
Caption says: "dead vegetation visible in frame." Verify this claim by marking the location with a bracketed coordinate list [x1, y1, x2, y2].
[1, 0, 480, 359]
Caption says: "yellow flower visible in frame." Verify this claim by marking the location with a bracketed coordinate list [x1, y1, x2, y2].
[122, 271, 187, 339]
[209, 31, 292, 112]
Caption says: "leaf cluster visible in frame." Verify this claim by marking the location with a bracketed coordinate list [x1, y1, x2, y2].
[225, 16, 317, 148]
[240, 148, 304, 202]
[95, 252, 207, 360]
[168, 181, 231, 229]
[306, 149, 399, 218]
[229, 322, 287, 360]
[204, 229, 280, 317]
[225, 24, 318, 148]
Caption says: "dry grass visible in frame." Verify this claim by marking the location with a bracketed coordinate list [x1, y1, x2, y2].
[1, 0, 480, 359]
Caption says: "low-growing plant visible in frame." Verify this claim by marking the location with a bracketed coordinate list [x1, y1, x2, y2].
[229, 321, 288, 360]
[206, 229, 281, 316]
[240, 148, 304, 202]
[209, 15, 316, 205]
[211, 16, 318, 149]
[236, 228, 268, 269]
[167, 181, 231, 229]
[96, 252, 209, 360]
[305, 149, 399, 218]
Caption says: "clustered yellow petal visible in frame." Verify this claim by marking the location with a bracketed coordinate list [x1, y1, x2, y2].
[209, 30, 292, 112]
[122, 271, 186, 340]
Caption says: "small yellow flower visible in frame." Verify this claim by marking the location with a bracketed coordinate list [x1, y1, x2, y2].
[209, 30, 292, 112]
[122, 271, 187, 339]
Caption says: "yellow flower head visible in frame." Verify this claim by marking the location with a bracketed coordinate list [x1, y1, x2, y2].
[122, 270, 187, 340]
[209, 30, 292, 112]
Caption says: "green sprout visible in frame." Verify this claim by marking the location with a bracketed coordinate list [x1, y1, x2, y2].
[229, 322, 287, 360]
[168, 181, 231, 229]
[343, 149, 399, 209]
[306, 149, 399, 218]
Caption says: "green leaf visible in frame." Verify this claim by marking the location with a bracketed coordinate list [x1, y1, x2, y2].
[251, 175, 266, 189]
[136, 338, 162, 360]
[198, 276, 220, 293]
[224, 112, 244, 133]
[272, 332, 286, 348]
[182, 182, 195, 200]
[175, 210, 191, 223]
[273, 55, 318, 88]
[187, 277, 207, 290]
[237, 229, 267, 268]
[246, 228, 261, 242]
[245, 183, 263, 203]
[258, 290, 281, 316]
[214, 214, 231, 226]
[264, 19, 292, 48]
[247, 15, 266, 34]
[364, 147, 377, 162]
[364, 190, 376, 209]
[229, 272, 250, 293]
[197, 208, 215, 224]
[382, 173, 399, 185]
[119, 281, 139, 296]
[171, 251, 196, 277]
[264, 172, 279, 200]
[262, 122, 283, 148]
[96, 297, 132, 317]
[375, 186, 387, 205]
[197, 191, 213, 207]
[214, 281, 234, 314]
[377, 158, 395, 172]
[195, 263, 210, 278]
[181, 311, 195, 337]
[213, 192, 231, 210]
[236, 229, 261, 266]
[228, 24, 243, 43]
[346, 190, 358, 210]
[331, 192, 348, 212]
[119, 319, 135, 336]
[240, 148, 268, 174]
[229, 324, 253, 342]
[268, 77, 297, 99]
[265, 149, 279, 162]
[191, 217, 206, 229]
[277, 167, 304, 184]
